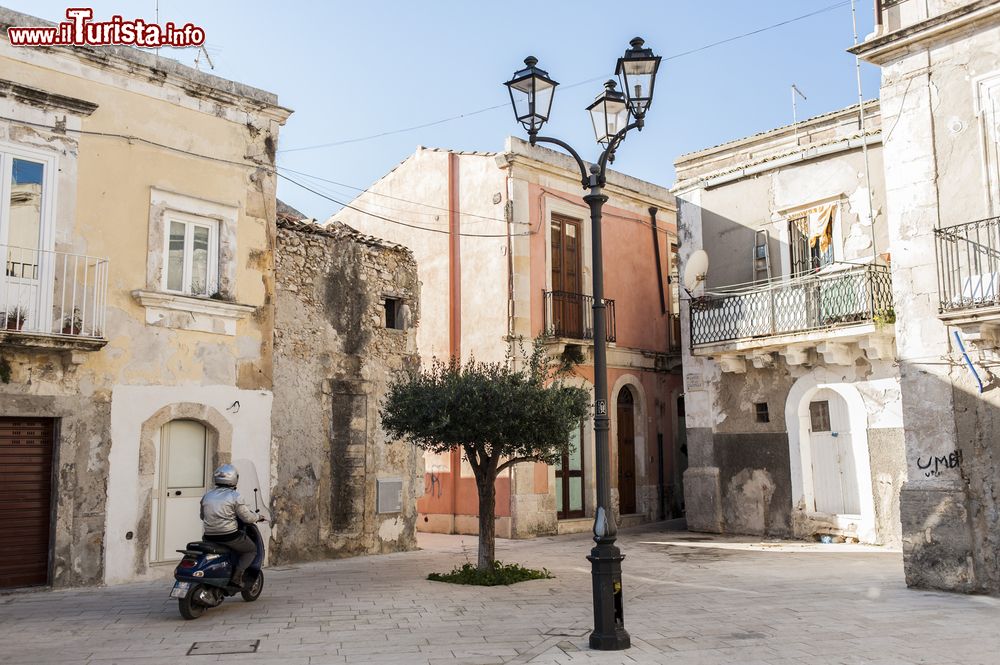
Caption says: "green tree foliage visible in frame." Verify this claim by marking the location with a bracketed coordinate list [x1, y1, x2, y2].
[381, 340, 589, 569]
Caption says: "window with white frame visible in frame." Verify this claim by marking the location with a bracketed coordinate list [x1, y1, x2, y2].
[164, 212, 219, 297]
[978, 74, 1000, 216]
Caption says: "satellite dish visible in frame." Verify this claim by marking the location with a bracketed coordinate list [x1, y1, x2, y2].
[683, 250, 710, 291]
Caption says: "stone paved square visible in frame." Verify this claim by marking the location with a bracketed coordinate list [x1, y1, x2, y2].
[2, 524, 998, 664]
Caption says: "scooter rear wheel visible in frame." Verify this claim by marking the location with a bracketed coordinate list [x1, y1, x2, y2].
[178, 585, 206, 620]
[241, 570, 263, 602]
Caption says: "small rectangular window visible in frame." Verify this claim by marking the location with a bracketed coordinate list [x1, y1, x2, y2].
[164, 214, 218, 297]
[384, 297, 406, 330]
[755, 402, 769, 423]
[809, 401, 831, 432]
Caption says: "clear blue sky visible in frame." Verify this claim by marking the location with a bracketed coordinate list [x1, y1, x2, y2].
[8, 1, 879, 219]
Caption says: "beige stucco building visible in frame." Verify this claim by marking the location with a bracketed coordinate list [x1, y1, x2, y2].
[852, 0, 1000, 594]
[0, 7, 290, 588]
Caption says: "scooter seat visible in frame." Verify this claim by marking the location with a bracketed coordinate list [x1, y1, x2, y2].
[185, 541, 231, 555]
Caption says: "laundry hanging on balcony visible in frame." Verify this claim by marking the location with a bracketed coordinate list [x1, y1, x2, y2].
[807, 204, 836, 254]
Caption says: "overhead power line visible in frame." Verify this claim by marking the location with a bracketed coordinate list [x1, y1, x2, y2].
[276, 1, 851, 154]
[278, 165, 512, 224]
[277, 171, 536, 238]
[278, 169, 676, 239]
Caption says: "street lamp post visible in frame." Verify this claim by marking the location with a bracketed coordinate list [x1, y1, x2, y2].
[504, 37, 661, 652]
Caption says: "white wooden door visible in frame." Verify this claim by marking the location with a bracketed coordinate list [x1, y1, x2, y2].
[809, 389, 860, 515]
[156, 420, 208, 562]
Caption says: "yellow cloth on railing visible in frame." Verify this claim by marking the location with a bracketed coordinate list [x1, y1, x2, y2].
[808, 204, 836, 253]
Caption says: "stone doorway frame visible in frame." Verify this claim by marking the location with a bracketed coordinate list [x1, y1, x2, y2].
[785, 374, 876, 543]
[135, 403, 232, 573]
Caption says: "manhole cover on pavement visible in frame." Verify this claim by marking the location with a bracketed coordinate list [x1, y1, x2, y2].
[188, 640, 260, 656]
[544, 628, 589, 637]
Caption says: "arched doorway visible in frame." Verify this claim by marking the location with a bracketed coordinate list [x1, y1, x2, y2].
[785, 375, 877, 543]
[807, 389, 860, 515]
[154, 419, 210, 562]
[616, 386, 637, 515]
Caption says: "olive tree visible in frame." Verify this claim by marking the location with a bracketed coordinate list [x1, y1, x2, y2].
[380, 341, 589, 570]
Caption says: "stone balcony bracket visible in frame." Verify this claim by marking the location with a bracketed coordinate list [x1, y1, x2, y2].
[940, 312, 1000, 351]
[694, 323, 896, 372]
[779, 345, 811, 367]
[750, 350, 776, 369]
[816, 341, 856, 366]
[858, 334, 896, 361]
[718, 355, 747, 374]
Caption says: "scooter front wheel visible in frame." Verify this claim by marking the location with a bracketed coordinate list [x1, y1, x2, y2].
[178, 585, 207, 620]
[241, 570, 263, 602]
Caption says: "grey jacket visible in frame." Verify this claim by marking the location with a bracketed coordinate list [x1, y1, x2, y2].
[200, 487, 258, 536]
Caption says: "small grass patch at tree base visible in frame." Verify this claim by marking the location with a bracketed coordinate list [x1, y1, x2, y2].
[428, 561, 553, 586]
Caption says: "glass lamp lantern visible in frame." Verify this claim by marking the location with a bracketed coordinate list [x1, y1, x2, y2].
[504, 56, 558, 135]
[587, 80, 629, 146]
[615, 37, 661, 117]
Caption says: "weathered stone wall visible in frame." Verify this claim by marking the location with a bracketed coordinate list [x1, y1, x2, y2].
[859, 7, 1000, 593]
[682, 360, 904, 545]
[1, 383, 111, 587]
[271, 221, 422, 563]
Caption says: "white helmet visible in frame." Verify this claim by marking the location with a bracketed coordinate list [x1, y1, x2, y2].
[213, 464, 238, 487]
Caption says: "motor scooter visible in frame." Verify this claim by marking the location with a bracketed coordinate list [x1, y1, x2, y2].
[169, 460, 270, 620]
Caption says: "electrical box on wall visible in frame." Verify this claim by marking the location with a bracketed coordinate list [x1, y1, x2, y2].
[376, 478, 403, 513]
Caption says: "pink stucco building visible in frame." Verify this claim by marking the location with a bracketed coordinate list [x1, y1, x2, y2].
[330, 137, 682, 539]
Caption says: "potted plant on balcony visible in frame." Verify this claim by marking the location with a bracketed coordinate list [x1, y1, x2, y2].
[62, 308, 83, 335]
[3, 306, 27, 331]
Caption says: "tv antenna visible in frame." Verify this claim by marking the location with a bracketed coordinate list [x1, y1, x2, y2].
[791, 84, 807, 136]
[194, 45, 215, 71]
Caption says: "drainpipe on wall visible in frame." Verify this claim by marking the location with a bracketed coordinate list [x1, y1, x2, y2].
[506, 173, 516, 350]
[650, 207, 666, 315]
[449, 152, 462, 359]
[448, 151, 461, 525]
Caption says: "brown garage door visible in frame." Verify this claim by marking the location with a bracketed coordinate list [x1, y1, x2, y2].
[0, 417, 55, 588]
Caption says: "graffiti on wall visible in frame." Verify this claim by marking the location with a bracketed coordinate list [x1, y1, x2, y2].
[916, 450, 963, 478]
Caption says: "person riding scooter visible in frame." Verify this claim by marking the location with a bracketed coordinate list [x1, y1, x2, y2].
[200, 464, 266, 588]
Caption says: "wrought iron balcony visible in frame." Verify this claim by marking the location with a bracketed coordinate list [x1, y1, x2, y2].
[935, 216, 1000, 314]
[543, 290, 616, 343]
[1, 244, 109, 341]
[690, 264, 893, 347]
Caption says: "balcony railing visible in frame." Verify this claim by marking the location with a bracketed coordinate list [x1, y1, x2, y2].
[1, 244, 109, 339]
[690, 264, 893, 346]
[543, 290, 616, 343]
[935, 216, 1000, 313]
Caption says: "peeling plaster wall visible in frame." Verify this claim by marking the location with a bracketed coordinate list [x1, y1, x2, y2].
[867, 9, 1000, 593]
[270, 224, 421, 563]
[0, 22, 287, 587]
[674, 106, 904, 545]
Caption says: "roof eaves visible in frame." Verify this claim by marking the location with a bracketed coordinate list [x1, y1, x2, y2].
[675, 100, 880, 164]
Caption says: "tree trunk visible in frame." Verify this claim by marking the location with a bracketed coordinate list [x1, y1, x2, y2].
[476, 475, 496, 570]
